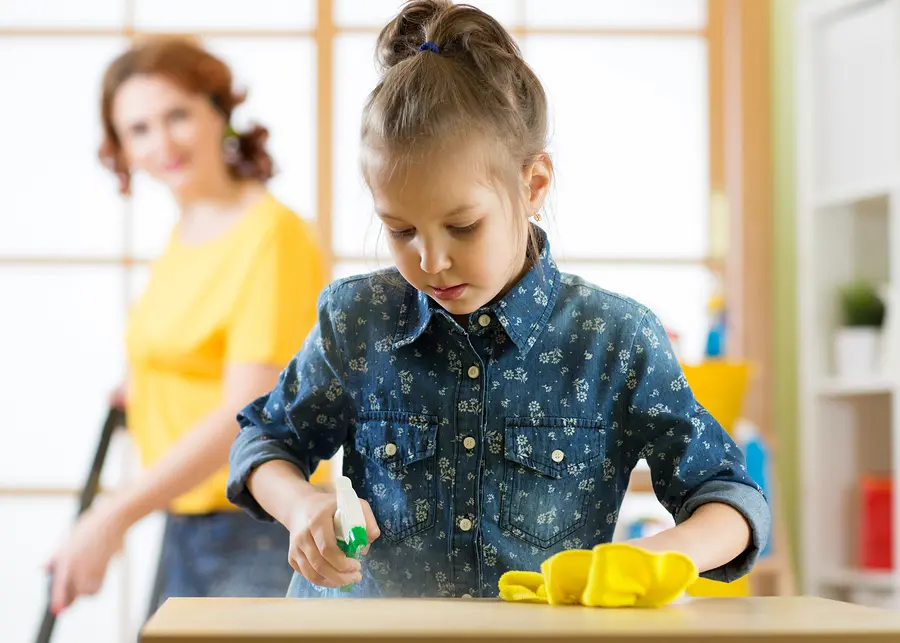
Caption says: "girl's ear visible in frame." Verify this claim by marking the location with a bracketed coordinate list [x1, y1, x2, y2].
[522, 152, 552, 218]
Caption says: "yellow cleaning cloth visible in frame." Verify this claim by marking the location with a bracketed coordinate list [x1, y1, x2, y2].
[496, 571, 547, 603]
[498, 543, 698, 608]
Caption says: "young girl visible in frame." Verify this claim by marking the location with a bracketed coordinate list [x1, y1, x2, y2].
[227, 0, 770, 599]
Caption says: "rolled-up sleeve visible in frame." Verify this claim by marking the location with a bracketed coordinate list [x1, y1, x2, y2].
[622, 309, 771, 582]
[227, 285, 351, 521]
[677, 480, 770, 581]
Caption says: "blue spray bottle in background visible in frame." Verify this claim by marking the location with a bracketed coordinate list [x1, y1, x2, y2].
[735, 419, 772, 557]
[705, 292, 727, 358]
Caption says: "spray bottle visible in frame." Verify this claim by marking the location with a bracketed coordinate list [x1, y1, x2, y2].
[333, 475, 369, 592]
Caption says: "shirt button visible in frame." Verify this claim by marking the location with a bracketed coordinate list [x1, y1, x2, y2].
[458, 517, 473, 532]
[383, 443, 398, 457]
[551, 449, 565, 463]
[478, 314, 491, 328]
[467, 365, 480, 379]
[463, 436, 476, 450]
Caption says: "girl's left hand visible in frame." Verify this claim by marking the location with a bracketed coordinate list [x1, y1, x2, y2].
[46, 502, 127, 614]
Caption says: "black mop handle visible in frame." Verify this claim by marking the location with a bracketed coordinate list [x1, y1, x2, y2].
[34, 406, 126, 643]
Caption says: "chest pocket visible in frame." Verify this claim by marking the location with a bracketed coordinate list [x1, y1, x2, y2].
[501, 418, 606, 548]
[354, 411, 439, 543]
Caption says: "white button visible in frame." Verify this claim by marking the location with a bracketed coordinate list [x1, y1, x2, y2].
[383, 443, 398, 457]
[459, 517, 473, 532]
[461, 594, 473, 599]
[463, 436, 476, 450]
[551, 449, 565, 463]
[478, 314, 491, 327]
[467, 365, 480, 379]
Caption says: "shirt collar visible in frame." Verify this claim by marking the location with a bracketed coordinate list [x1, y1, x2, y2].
[392, 225, 560, 355]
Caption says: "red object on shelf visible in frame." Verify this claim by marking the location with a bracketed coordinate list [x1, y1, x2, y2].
[860, 476, 893, 570]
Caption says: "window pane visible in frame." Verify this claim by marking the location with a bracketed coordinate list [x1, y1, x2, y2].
[0, 266, 125, 487]
[0, 497, 124, 643]
[0, 38, 127, 257]
[526, 36, 708, 259]
[130, 38, 316, 260]
[525, 0, 706, 29]
[335, 0, 517, 28]
[133, 0, 315, 31]
[0, 0, 125, 27]
[556, 262, 715, 364]
[130, 177, 177, 260]
[206, 38, 317, 221]
[333, 33, 385, 258]
[129, 264, 151, 304]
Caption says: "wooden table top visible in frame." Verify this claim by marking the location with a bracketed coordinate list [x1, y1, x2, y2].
[140, 595, 900, 642]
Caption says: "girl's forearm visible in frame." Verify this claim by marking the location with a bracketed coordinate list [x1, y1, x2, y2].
[627, 502, 752, 573]
[246, 459, 319, 527]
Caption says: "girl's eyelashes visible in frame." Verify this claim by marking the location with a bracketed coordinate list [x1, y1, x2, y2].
[449, 221, 479, 235]
[388, 227, 415, 239]
[386, 221, 480, 239]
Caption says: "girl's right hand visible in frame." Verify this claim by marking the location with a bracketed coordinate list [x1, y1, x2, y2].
[286, 485, 380, 588]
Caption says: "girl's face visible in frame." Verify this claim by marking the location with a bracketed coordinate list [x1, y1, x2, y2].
[368, 141, 551, 318]
[112, 74, 227, 197]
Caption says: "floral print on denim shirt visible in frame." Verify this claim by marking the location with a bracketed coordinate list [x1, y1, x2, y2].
[227, 226, 770, 599]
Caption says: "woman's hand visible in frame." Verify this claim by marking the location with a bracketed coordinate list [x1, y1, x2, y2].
[46, 501, 127, 614]
[285, 485, 380, 588]
[109, 380, 128, 410]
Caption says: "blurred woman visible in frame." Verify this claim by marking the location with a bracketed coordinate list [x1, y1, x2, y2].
[46, 36, 327, 615]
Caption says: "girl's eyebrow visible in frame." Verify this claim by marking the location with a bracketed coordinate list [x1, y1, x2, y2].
[378, 204, 477, 222]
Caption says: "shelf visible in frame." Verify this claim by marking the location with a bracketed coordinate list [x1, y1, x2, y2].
[814, 179, 896, 210]
[821, 568, 897, 591]
[817, 378, 895, 397]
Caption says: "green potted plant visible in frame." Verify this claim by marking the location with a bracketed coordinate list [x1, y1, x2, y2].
[834, 280, 886, 378]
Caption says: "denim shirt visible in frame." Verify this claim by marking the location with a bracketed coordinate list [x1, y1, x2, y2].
[227, 229, 770, 599]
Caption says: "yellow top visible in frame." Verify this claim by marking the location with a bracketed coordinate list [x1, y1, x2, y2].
[125, 193, 326, 514]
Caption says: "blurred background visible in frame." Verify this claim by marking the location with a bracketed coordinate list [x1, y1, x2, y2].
[2, 0, 898, 640]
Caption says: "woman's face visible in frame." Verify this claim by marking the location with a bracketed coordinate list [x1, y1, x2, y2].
[112, 74, 227, 196]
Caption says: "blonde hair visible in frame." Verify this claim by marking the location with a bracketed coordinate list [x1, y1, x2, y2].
[361, 0, 549, 260]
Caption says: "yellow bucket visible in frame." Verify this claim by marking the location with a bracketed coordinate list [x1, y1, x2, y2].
[680, 361, 752, 435]
[687, 575, 751, 597]
[309, 459, 331, 484]
[680, 360, 753, 597]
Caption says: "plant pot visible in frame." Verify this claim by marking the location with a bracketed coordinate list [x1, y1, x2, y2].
[834, 326, 883, 378]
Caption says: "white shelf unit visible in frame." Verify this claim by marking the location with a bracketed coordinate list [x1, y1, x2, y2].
[796, 0, 900, 608]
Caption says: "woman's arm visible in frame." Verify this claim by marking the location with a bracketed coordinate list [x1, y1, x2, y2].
[107, 362, 281, 527]
[48, 362, 281, 613]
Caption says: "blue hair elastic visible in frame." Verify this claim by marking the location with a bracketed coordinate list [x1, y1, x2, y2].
[418, 41, 440, 54]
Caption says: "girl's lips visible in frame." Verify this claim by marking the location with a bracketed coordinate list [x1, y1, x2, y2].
[431, 284, 467, 301]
